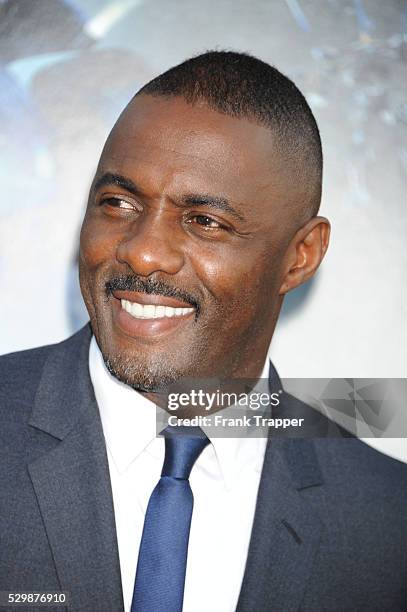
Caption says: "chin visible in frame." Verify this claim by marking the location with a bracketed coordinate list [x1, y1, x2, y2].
[103, 352, 183, 392]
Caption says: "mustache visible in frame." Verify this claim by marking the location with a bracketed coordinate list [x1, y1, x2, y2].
[105, 275, 201, 313]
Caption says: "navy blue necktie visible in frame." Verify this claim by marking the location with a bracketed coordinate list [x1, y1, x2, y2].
[131, 427, 209, 612]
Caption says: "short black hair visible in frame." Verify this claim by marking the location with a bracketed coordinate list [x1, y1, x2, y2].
[137, 50, 323, 222]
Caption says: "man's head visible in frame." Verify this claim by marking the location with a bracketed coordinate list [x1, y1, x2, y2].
[79, 50, 330, 392]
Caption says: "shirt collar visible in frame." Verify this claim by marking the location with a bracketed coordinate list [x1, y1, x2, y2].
[89, 336, 158, 474]
[201, 359, 270, 488]
[89, 336, 270, 486]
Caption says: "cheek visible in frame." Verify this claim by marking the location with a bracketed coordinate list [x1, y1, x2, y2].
[191, 243, 278, 315]
[79, 215, 117, 269]
[79, 216, 120, 318]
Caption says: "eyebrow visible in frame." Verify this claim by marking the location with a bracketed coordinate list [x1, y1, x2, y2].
[183, 194, 246, 221]
[93, 172, 246, 222]
[93, 172, 142, 197]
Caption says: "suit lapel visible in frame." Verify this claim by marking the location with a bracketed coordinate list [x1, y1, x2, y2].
[236, 365, 324, 612]
[27, 325, 124, 612]
[236, 438, 323, 612]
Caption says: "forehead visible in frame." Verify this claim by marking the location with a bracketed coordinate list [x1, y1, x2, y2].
[99, 95, 285, 209]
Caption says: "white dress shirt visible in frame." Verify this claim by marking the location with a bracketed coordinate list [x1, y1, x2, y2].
[89, 336, 270, 612]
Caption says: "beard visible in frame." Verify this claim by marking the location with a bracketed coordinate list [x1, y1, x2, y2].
[103, 348, 182, 392]
[87, 272, 252, 392]
[98, 272, 205, 391]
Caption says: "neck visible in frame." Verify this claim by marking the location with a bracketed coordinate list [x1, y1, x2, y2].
[141, 352, 270, 416]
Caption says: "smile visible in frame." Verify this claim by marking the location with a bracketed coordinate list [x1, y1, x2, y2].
[121, 299, 195, 320]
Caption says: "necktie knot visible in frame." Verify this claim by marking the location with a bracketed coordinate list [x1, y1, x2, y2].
[161, 426, 209, 480]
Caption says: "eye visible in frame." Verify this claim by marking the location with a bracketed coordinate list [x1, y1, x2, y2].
[188, 214, 226, 230]
[100, 197, 135, 210]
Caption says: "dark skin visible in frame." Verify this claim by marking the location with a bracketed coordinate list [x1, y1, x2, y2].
[79, 95, 330, 403]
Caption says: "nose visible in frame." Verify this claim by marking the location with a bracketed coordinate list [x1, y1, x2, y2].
[116, 212, 185, 276]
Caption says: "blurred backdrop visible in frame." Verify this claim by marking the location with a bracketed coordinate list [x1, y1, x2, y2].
[1, 1, 406, 457]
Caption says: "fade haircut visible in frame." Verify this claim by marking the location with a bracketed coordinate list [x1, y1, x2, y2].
[136, 50, 323, 223]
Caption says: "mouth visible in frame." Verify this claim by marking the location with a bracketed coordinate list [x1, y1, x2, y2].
[121, 299, 195, 320]
[111, 290, 197, 340]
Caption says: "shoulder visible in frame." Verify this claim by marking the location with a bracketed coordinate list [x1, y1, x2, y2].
[278, 389, 407, 507]
[313, 436, 407, 507]
[0, 324, 91, 407]
[0, 343, 51, 406]
[280, 390, 407, 486]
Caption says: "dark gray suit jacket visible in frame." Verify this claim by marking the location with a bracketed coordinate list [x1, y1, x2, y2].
[1, 324, 406, 611]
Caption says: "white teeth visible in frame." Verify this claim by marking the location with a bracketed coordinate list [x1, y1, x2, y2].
[155, 305, 166, 318]
[121, 299, 194, 320]
[131, 302, 143, 318]
[165, 306, 175, 318]
[143, 304, 155, 318]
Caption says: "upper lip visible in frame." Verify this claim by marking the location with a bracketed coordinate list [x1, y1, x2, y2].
[112, 290, 195, 309]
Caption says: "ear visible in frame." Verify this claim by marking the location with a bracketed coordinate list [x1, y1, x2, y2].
[279, 216, 330, 295]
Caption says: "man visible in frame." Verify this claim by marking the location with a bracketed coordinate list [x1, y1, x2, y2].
[0, 51, 406, 612]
